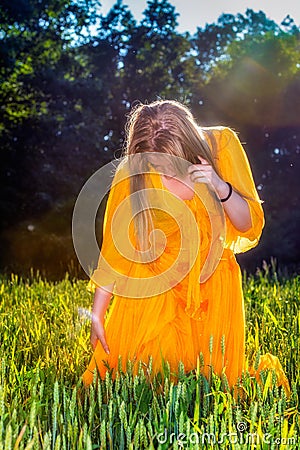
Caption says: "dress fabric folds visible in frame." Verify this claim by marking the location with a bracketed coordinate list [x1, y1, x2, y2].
[82, 127, 290, 395]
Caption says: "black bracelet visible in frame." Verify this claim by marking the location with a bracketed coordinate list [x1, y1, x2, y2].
[220, 182, 233, 202]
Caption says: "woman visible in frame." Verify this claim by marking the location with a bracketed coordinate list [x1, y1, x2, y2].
[82, 100, 289, 394]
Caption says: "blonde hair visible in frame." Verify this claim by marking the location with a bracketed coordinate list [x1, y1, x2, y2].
[122, 100, 222, 253]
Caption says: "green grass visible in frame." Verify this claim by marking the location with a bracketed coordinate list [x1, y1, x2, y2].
[0, 262, 299, 449]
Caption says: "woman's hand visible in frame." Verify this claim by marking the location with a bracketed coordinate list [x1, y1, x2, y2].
[188, 156, 229, 198]
[90, 284, 114, 354]
[91, 314, 110, 354]
[188, 156, 252, 232]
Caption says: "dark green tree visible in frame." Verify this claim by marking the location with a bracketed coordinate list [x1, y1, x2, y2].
[0, 1, 299, 276]
[192, 14, 300, 269]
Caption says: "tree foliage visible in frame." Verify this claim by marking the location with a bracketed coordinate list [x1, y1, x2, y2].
[0, 0, 299, 276]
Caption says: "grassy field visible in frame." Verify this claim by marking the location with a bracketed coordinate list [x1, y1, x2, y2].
[0, 262, 299, 449]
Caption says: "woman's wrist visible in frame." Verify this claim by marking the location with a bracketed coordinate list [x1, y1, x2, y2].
[215, 179, 231, 200]
[220, 182, 232, 202]
[92, 285, 114, 321]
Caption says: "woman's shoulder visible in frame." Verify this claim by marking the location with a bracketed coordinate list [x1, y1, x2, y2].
[201, 126, 239, 153]
[201, 125, 236, 138]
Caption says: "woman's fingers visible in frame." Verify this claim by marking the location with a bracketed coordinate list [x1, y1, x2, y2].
[91, 317, 110, 354]
[91, 334, 97, 350]
[188, 159, 221, 188]
[188, 163, 210, 175]
[197, 156, 209, 165]
[98, 327, 110, 354]
[190, 173, 209, 183]
[188, 164, 210, 183]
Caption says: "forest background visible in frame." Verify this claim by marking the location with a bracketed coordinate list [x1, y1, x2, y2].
[1, 0, 299, 280]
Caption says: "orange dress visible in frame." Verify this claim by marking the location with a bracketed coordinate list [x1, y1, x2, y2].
[82, 127, 290, 395]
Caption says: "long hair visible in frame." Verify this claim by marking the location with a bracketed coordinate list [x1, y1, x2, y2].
[121, 100, 229, 253]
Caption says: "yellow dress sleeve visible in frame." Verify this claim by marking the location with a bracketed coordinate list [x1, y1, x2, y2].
[87, 163, 132, 293]
[213, 127, 265, 254]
